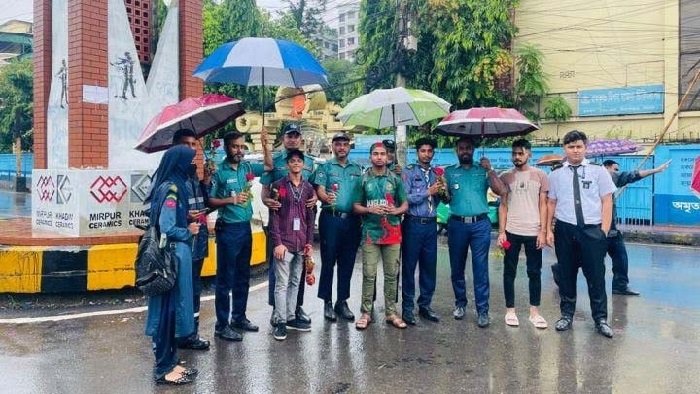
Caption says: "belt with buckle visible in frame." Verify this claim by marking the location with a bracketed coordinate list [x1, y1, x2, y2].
[323, 209, 352, 219]
[450, 213, 488, 223]
[406, 216, 436, 225]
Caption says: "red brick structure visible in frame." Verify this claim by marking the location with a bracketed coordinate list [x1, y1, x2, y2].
[32, 0, 203, 170]
[125, 0, 152, 64]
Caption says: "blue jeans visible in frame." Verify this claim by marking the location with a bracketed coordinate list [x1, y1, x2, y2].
[317, 211, 360, 303]
[447, 217, 492, 315]
[215, 222, 252, 330]
[401, 217, 438, 313]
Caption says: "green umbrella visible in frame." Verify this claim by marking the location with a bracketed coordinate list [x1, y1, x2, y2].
[338, 87, 451, 129]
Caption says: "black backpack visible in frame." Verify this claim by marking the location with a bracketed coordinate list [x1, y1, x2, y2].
[134, 224, 177, 296]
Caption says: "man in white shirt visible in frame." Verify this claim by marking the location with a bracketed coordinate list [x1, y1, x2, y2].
[546, 130, 617, 338]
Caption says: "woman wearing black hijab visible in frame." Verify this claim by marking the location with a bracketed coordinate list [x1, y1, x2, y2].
[144, 145, 200, 385]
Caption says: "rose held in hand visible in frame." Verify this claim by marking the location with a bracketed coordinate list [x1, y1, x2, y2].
[434, 167, 447, 197]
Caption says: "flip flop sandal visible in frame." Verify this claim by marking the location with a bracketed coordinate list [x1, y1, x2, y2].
[385, 314, 407, 329]
[529, 315, 548, 329]
[355, 313, 371, 330]
[505, 312, 520, 327]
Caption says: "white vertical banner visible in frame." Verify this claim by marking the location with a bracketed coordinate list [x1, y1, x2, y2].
[107, 0, 180, 170]
[47, 0, 69, 169]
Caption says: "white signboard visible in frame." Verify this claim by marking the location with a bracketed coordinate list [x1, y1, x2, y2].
[32, 169, 152, 236]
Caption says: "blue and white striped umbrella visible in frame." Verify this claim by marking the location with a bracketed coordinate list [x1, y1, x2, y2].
[193, 37, 328, 87]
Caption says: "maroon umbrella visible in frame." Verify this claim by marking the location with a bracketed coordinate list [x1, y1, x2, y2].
[436, 107, 539, 138]
[135, 94, 245, 153]
[585, 138, 641, 158]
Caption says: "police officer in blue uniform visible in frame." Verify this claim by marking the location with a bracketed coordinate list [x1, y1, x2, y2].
[400, 137, 444, 324]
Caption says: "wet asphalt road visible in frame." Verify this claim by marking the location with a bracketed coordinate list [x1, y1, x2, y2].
[1, 241, 700, 393]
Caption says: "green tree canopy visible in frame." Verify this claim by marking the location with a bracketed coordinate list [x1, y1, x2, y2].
[0, 58, 33, 152]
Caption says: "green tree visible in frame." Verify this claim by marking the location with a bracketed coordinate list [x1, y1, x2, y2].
[357, 0, 399, 92]
[543, 96, 572, 137]
[357, 0, 518, 108]
[283, 0, 327, 39]
[514, 44, 548, 120]
[0, 59, 33, 155]
[321, 58, 362, 105]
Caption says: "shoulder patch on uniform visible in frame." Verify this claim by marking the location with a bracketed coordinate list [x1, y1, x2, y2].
[406, 164, 415, 170]
[168, 184, 178, 193]
[165, 199, 177, 208]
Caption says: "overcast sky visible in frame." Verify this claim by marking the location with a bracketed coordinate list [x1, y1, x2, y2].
[0, 1, 336, 26]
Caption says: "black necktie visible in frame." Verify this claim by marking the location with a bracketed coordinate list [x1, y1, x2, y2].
[571, 165, 585, 227]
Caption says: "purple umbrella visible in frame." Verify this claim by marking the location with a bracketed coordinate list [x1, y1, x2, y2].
[585, 139, 641, 158]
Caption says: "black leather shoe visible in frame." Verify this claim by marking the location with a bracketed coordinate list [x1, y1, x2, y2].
[334, 301, 355, 321]
[612, 287, 640, 296]
[403, 311, 417, 325]
[231, 319, 259, 332]
[177, 336, 210, 351]
[419, 307, 440, 322]
[324, 301, 337, 322]
[555, 317, 573, 331]
[596, 320, 613, 338]
[214, 326, 243, 342]
[477, 313, 490, 328]
[296, 306, 311, 324]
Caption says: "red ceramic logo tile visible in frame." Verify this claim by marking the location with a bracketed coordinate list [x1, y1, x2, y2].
[90, 176, 127, 203]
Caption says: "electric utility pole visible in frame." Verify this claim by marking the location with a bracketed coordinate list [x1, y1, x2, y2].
[394, 0, 416, 167]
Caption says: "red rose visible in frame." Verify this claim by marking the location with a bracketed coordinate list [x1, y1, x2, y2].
[501, 240, 511, 250]
[331, 183, 339, 192]
[245, 172, 255, 182]
[434, 167, 444, 176]
[278, 186, 288, 199]
[212, 139, 221, 149]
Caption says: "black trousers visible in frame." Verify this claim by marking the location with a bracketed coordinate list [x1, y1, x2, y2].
[554, 220, 608, 322]
[606, 230, 630, 290]
[502, 232, 542, 308]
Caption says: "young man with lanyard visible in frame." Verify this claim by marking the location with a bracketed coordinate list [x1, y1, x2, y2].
[208, 132, 267, 342]
[310, 132, 363, 322]
[602, 159, 670, 296]
[261, 123, 317, 325]
[400, 137, 444, 325]
[444, 136, 507, 328]
[352, 142, 409, 330]
[498, 139, 549, 329]
[268, 150, 317, 340]
[171, 129, 211, 350]
[546, 130, 617, 338]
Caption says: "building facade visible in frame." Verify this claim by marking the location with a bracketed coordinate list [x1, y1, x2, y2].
[336, 0, 360, 61]
[515, 0, 700, 142]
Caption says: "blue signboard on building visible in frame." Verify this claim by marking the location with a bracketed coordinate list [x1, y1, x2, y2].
[578, 84, 664, 117]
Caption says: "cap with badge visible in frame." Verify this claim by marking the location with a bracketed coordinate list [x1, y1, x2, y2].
[382, 139, 396, 151]
[331, 132, 350, 142]
[283, 123, 302, 135]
